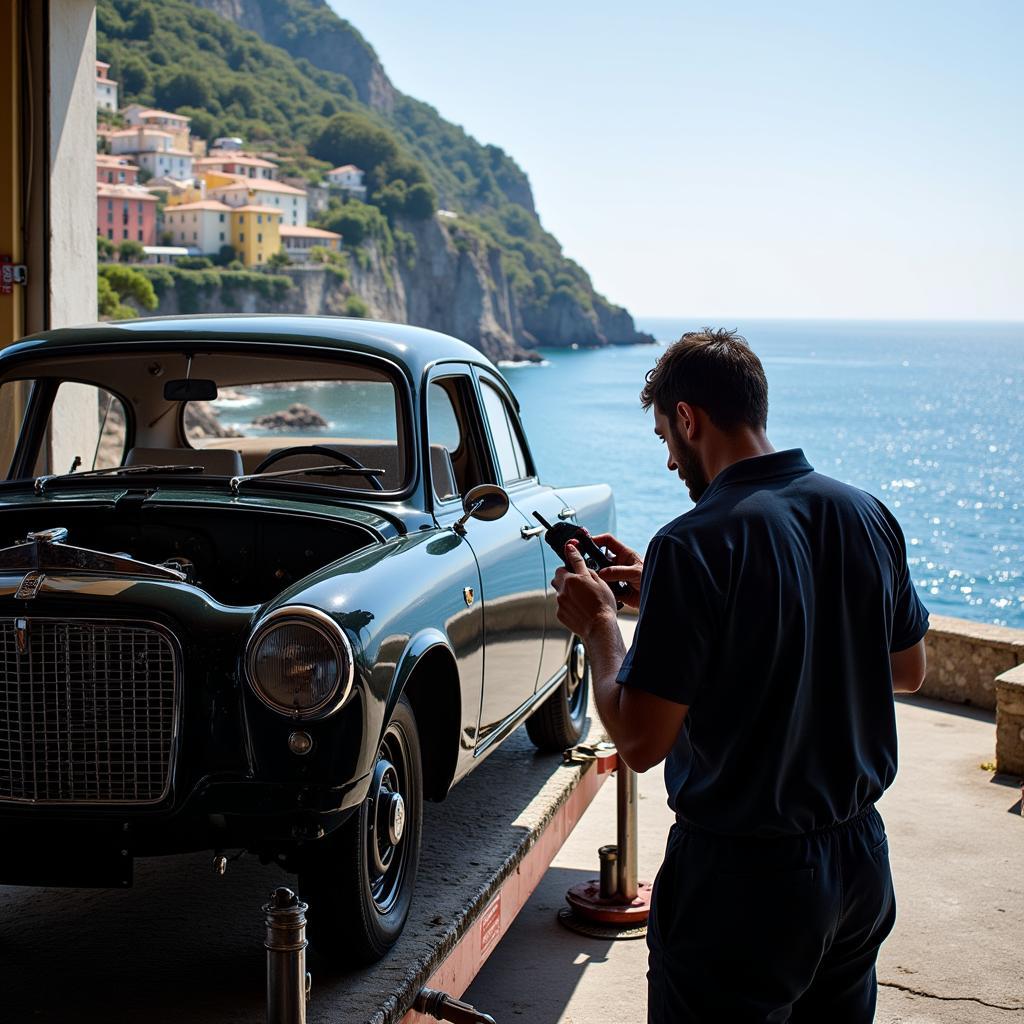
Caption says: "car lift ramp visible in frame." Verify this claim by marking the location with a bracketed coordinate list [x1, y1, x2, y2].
[0, 726, 616, 1024]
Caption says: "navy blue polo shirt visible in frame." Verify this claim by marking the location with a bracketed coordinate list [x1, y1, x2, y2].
[616, 449, 929, 837]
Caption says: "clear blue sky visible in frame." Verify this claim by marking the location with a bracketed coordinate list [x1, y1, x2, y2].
[329, 1, 1022, 320]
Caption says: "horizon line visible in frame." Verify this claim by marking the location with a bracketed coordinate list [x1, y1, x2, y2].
[634, 315, 1024, 325]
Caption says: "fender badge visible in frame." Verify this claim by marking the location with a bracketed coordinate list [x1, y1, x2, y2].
[14, 617, 29, 656]
[463, 587, 475, 607]
[15, 571, 44, 601]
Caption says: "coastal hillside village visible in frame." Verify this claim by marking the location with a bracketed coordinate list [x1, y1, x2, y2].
[95, 59, 360, 269]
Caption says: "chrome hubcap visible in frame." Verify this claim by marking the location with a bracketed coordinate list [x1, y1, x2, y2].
[369, 759, 402, 878]
[388, 792, 406, 845]
[566, 639, 588, 718]
[571, 642, 586, 684]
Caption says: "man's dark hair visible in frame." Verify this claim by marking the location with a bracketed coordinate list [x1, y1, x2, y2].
[640, 327, 768, 430]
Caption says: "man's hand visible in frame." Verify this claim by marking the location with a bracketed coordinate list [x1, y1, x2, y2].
[593, 533, 644, 610]
[552, 541, 620, 642]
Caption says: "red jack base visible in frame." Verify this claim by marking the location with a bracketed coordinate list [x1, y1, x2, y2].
[558, 878, 653, 940]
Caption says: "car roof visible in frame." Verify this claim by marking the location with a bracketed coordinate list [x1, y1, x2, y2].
[2, 314, 501, 385]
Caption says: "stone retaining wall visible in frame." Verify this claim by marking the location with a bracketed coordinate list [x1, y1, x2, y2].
[922, 614, 1024, 710]
[995, 664, 1024, 777]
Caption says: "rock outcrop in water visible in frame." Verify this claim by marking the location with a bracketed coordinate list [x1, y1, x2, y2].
[252, 404, 328, 431]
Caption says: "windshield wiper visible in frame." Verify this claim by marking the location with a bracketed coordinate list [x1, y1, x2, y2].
[34, 464, 206, 495]
[229, 464, 386, 496]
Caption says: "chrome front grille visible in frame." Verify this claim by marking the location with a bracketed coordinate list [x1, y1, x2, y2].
[0, 619, 179, 804]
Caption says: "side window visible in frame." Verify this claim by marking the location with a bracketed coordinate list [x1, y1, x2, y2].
[426, 376, 490, 503]
[32, 382, 127, 475]
[480, 380, 530, 484]
[427, 382, 461, 502]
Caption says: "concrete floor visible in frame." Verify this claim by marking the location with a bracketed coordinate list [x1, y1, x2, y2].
[466, 620, 1024, 1023]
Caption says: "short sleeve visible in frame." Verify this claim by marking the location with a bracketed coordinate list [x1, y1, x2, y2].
[890, 548, 929, 653]
[877, 503, 930, 652]
[615, 534, 718, 705]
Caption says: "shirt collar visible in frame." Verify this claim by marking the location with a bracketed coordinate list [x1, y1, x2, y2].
[696, 448, 814, 506]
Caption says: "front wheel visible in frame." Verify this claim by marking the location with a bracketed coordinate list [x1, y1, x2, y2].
[299, 695, 423, 965]
[526, 637, 590, 752]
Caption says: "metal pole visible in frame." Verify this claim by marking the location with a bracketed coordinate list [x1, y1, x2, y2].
[264, 886, 309, 1024]
[616, 764, 639, 901]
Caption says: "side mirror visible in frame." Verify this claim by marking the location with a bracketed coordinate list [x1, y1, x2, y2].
[453, 484, 510, 534]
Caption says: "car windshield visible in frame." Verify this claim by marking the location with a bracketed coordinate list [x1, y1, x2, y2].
[0, 349, 410, 497]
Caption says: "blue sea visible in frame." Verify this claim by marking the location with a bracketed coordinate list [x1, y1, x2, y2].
[502, 319, 1024, 629]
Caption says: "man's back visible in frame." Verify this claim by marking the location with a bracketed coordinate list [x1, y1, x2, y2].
[617, 449, 930, 836]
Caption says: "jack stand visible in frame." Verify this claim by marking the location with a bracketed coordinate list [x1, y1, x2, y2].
[558, 752, 653, 939]
[264, 887, 311, 1024]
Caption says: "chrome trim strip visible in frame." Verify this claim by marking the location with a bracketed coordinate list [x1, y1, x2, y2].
[0, 616, 183, 807]
[244, 605, 355, 719]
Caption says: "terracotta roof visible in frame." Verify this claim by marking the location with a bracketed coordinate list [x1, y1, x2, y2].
[280, 225, 343, 239]
[209, 179, 306, 196]
[135, 109, 191, 122]
[96, 184, 158, 201]
[328, 164, 362, 175]
[196, 153, 278, 169]
[109, 127, 174, 139]
[231, 204, 283, 214]
[96, 155, 138, 167]
[165, 200, 233, 213]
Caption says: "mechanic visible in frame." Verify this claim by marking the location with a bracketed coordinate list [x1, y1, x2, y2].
[552, 328, 929, 1023]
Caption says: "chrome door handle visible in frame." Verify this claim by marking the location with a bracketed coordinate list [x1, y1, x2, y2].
[520, 525, 545, 539]
[558, 508, 576, 520]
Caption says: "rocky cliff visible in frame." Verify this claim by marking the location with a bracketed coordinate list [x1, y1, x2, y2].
[150, 211, 651, 362]
[188, 0, 396, 114]
[101, 0, 654, 355]
[177, 0, 654, 355]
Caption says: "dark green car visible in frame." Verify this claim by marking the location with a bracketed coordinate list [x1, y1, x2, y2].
[0, 315, 615, 963]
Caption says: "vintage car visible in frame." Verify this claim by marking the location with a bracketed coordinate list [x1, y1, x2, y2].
[0, 315, 615, 963]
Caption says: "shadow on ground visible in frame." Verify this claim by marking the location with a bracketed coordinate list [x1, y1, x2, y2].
[0, 728, 578, 1024]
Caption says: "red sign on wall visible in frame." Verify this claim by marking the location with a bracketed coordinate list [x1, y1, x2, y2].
[1, 255, 12, 296]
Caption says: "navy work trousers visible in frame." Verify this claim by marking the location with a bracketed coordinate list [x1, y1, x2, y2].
[647, 807, 896, 1023]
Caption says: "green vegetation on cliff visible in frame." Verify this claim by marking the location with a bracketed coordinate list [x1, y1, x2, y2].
[97, 0, 649, 345]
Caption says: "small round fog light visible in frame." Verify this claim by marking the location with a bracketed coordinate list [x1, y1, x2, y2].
[288, 730, 314, 756]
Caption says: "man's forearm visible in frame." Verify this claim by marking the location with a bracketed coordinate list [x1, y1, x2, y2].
[583, 613, 630, 749]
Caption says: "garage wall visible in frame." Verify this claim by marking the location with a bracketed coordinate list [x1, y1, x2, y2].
[0, 1, 99, 475]
[47, 0, 100, 473]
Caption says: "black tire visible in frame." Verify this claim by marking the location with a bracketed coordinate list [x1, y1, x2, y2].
[299, 694, 423, 966]
[526, 637, 590, 752]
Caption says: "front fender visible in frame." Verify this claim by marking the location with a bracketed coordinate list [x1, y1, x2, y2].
[263, 526, 483, 783]
[386, 627, 452, 718]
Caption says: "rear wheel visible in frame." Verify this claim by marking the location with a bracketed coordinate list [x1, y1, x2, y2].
[299, 695, 422, 965]
[526, 637, 590, 752]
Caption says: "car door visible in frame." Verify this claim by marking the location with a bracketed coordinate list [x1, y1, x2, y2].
[474, 370, 574, 694]
[425, 366, 545, 747]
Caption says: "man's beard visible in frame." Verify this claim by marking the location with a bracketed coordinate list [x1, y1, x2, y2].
[668, 421, 710, 501]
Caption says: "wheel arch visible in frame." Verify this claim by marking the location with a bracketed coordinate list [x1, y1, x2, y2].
[388, 630, 462, 802]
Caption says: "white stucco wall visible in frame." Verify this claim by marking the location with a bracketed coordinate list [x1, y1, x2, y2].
[47, 0, 100, 472]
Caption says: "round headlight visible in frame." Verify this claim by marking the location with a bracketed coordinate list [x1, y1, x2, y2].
[245, 607, 353, 717]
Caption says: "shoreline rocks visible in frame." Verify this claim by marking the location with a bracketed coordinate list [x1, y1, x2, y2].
[251, 403, 328, 430]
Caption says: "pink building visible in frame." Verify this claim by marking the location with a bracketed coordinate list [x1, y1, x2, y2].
[97, 183, 158, 246]
[96, 155, 140, 186]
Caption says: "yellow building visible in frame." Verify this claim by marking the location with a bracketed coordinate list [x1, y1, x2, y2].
[230, 205, 282, 266]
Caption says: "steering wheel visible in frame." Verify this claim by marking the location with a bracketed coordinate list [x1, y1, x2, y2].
[253, 444, 385, 492]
